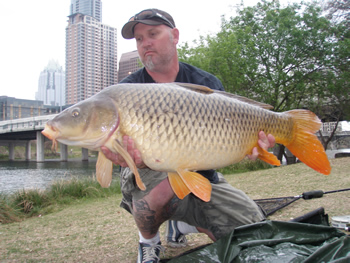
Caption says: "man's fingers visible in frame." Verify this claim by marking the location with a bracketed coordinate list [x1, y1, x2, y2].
[101, 146, 113, 160]
[267, 134, 276, 147]
[247, 147, 259, 161]
[126, 136, 135, 160]
[257, 131, 275, 150]
[102, 136, 146, 168]
[134, 150, 147, 168]
[134, 150, 142, 166]
[247, 132, 276, 161]
[101, 146, 127, 166]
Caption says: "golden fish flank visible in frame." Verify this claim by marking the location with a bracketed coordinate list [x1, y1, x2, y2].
[117, 86, 288, 171]
[42, 82, 331, 202]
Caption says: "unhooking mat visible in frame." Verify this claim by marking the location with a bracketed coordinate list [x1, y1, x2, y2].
[167, 220, 350, 263]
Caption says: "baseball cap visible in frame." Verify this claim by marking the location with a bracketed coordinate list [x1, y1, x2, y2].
[122, 8, 176, 39]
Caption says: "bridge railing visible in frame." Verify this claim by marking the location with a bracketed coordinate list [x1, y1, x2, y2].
[0, 114, 57, 134]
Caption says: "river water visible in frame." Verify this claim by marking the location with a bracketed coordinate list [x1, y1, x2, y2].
[0, 159, 120, 194]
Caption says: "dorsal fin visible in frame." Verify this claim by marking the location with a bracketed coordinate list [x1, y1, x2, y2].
[174, 82, 273, 110]
[213, 90, 274, 110]
[175, 83, 214, 94]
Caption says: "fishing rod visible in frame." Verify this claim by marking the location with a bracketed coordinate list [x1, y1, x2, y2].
[299, 188, 350, 200]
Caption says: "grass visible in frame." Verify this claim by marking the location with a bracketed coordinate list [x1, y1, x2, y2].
[1, 157, 349, 262]
[0, 177, 121, 223]
[218, 158, 272, 174]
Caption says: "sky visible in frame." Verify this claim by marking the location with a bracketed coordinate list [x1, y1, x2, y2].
[0, 0, 292, 101]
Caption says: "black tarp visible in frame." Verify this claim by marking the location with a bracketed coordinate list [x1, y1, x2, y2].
[167, 220, 350, 263]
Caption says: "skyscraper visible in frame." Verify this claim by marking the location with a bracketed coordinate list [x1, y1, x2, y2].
[65, 1, 117, 104]
[36, 60, 65, 106]
[118, 50, 142, 82]
[70, 0, 102, 22]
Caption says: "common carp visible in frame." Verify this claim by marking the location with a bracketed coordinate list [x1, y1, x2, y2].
[42, 83, 331, 202]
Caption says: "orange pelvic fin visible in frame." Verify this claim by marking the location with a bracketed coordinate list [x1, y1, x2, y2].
[257, 145, 281, 166]
[112, 140, 146, 191]
[284, 110, 331, 175]
[96, 151, 113, 187]
[177, 168, 212, 202]
[168, 172, 191, 200]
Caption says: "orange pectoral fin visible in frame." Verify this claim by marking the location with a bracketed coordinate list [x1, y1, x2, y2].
[177, 168, 212, 202]
[96, 151, 113, 187]
[112, 140, 146, 191]
[257, 145, 281, 166]
[168, 172, 191, 200]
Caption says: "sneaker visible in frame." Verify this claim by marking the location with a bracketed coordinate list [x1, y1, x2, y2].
[165, 220, 188, 248]
[137, 242, 164, 263]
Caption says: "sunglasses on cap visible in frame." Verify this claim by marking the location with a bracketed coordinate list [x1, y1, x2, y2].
[129, 9, 175, 29]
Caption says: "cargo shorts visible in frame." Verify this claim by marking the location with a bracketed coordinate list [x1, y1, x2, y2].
[119, 168, 266, 240]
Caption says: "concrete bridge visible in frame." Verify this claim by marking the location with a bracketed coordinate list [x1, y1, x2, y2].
[0, 114, 89, 162]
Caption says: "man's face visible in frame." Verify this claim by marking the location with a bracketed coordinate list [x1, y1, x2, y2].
[133, 23, 179, 72]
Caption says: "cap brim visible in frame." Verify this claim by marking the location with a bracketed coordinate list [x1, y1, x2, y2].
[121, 20, 164, 39]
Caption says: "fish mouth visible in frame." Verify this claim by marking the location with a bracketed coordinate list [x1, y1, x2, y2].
[42, 124, 59, 151]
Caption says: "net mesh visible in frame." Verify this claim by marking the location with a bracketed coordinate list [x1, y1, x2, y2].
[255, 196, 301, 216]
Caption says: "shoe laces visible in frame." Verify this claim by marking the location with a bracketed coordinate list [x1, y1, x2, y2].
[141, 243, 164, 262]
[177, 234, 187, 244]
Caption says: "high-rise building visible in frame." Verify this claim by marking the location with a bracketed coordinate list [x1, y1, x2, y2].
[65, 3, 117, 104]
[118, 50, 142, 82]
[36, 60, 65, 106]
[70, 0, 102, 22]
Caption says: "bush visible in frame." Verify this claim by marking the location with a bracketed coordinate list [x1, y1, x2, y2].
[49, 177, 121, 200]
[0, 194, 21, 223]
[13, 189, 51, 215]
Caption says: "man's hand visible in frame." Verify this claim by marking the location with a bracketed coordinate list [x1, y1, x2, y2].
[247, 131, 276, 161]
[101, 136, 147, 168]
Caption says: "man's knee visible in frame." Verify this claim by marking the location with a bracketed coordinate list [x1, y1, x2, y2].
[144, 178, 175, 208]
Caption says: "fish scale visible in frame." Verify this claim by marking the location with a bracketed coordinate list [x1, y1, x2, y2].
[111, 84, 288, 171]
[42, 82, 331, 201]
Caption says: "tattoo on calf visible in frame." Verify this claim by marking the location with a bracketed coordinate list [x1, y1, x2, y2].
[132, 196, 180, 235]
[133, 199, 158, 235]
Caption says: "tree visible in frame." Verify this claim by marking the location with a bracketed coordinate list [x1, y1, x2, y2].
[178, 0, 349, 160]
[315, 0, 350, 149]
[325, 0, 350, 27]
[180, 1, 335, 111]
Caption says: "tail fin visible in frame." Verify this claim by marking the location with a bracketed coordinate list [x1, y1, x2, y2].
[285, 110, 331, 175]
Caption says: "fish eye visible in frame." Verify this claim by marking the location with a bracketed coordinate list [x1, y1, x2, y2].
[72, 109, 80, 118]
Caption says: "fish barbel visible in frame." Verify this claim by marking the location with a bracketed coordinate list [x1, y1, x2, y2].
[42, 83, 331, 202]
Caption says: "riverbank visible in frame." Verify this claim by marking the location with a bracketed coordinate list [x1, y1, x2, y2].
[1, 158, 350, 262]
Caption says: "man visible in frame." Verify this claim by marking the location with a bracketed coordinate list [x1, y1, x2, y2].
[102, 9, 275, 263]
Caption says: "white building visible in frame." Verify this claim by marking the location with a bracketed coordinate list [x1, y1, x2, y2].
[36, 60, 65, 106]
